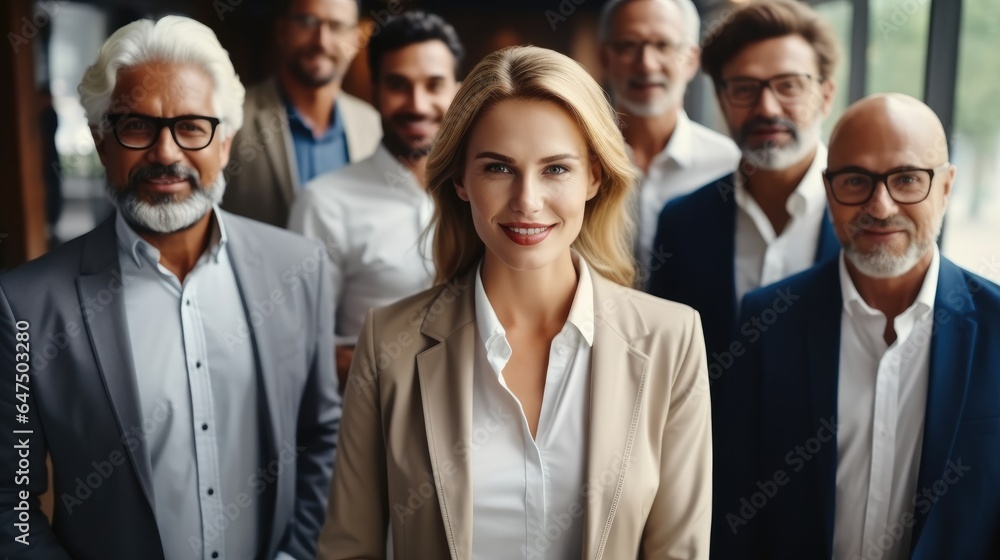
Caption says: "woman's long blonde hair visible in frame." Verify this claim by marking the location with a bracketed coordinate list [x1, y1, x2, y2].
[426, 45, 638, 287]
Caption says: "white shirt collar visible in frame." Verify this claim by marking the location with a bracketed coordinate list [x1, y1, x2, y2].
[115, 204, 228, 268]
[838, 245, 940, 321]
[735, 143, 829, 219]
[624, 110, 694, 171]
[372, 142, 424, 194]
[474, 253, 596, 376]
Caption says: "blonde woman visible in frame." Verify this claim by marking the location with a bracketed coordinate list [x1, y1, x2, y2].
[319, 46, 711, 560]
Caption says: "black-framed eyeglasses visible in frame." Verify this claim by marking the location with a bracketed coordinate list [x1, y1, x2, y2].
[287, 13, 357, 35]
[607, 39, 682, 59]
[823, 163, 951, 206]
[107, 113, 221, 151]
[719, 73, 819, 107]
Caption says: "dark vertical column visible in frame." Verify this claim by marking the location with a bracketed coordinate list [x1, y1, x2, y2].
[0, 0, 48, 270]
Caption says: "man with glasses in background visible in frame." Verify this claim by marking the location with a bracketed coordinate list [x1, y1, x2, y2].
[597, 0, 739, 271]
[223, 0, 381, 227]
[713, 93, 1000, 560]
[647, 0, 841, 377]
[0, 16, 338, 559]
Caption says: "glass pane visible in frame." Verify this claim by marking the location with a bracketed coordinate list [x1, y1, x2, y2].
[866, 0, 931, 98]
[942, 0, 1000, 281]
[813, 0, 852, 140]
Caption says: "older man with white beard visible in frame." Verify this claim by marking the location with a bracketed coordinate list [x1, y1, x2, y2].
[647, 0, 841, 376]
[0, 16, 339, 560]
[711, 93, 1000, 560]
[597, 0, 740, 269]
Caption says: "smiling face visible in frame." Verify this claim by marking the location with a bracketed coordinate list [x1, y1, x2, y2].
[826, 95, 953, 278]
[277, 0, 360, 88]
[600, 0, 697, 118]
[375, 40, 459, 159]
[454, 98, 601, 274]
[95, 61, 232, 233]
[719, 34, 834, 170]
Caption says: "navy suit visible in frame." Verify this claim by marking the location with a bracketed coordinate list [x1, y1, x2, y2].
[712, 257, 1000, 559]
[646, 173, 840, 372]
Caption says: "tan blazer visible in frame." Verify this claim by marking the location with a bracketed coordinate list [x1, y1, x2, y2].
[319, 266, 712, 560]
[221, 78, 382, 227]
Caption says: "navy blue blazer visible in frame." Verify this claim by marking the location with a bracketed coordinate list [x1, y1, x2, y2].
[645, 173, 840, 371]
[712, 257, 1000, 559]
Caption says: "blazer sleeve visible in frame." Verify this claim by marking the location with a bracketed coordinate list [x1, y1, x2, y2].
[709, 295, 764, 560]
[316, 308, 388, 560]
[279, 253, 342, 559]
[0, 284, 72, 559]
[645, 200, 681, 298]
[641, 309, 713, 559]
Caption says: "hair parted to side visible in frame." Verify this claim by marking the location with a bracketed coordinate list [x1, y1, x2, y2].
[701, 0, 839, 85]
[426, 45, 637, 287]
[78, 16, 245, 139]
[597, 0, 702, 46]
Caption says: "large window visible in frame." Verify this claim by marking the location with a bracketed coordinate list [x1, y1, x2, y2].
[942, 0, 1000, 280]
[865, 0, 931, 99]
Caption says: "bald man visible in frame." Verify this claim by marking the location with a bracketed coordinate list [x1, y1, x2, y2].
[711, 94, 1000, 560]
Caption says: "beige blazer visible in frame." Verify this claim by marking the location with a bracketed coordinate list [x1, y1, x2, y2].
[221, 78, 382, 227]
[319, 266, 712, 560]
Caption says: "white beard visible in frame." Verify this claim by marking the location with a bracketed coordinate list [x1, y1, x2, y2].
[844, 211, 943, 279]
[107, 173, 225, 233]
[742, 121, 821, 171]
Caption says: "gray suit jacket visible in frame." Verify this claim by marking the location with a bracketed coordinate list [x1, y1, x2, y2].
[222, 78, 382, 227]
[0, 211, 340, 559]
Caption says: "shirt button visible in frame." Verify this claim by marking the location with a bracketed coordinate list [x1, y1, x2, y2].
[196, 361, 202, 369]
[212, 553, 219, 559]
[207, 488, 214, 495]
[202, 423, 209, 431]
[186, 299, 192, 306]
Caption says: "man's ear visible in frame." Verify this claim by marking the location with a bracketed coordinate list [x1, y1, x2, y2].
[91, 125, 109, 167]
[682, 45, 701, 82]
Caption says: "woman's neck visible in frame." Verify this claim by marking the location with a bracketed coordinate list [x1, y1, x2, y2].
[480, 250, 579, 334]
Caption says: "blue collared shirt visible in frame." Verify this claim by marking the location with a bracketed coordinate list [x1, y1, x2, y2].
[284, 93, 351, 185]
[116, 207, 262, 560]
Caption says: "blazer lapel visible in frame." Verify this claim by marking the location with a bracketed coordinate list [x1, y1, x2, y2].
[221, 216, 284, 552]
[416, 273, 477, 560]
[911, 259, 977, 549]
[258, 79, 298, 206]
[583, 275, 649, 560]
[76, 215, 156, 510]
[804, 259, 843, 557]
[720, 187, 739, 322]
[813, 209, 841, 264]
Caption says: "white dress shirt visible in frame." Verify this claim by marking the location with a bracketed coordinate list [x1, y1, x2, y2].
[833, 248, 939, 560]
[632, 111, 741, 266]
[118, 207, 261, 560]
[733, 145, 829, 303]
[471, 255, 595, 560]
[289, 143, 435, 346]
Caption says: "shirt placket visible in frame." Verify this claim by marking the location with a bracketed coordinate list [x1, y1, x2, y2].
[180, 278, 226, 559]
[863, 331, 899, 557]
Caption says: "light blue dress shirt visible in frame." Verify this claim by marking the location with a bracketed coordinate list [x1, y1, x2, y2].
[116, 207, 262, 560]
[285, 93, 351, 185]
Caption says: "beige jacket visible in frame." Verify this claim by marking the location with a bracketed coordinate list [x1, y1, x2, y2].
[221, 78, 381, 227]
[319, 266, 712, 560]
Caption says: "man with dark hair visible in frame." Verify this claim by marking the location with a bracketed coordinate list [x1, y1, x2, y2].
[647, 0, 840, 380]
[222, 0, 382, 227]
[597, 0, 740, 270]
[714, 93, 1000, 559]
[289, 10, 463, 390]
